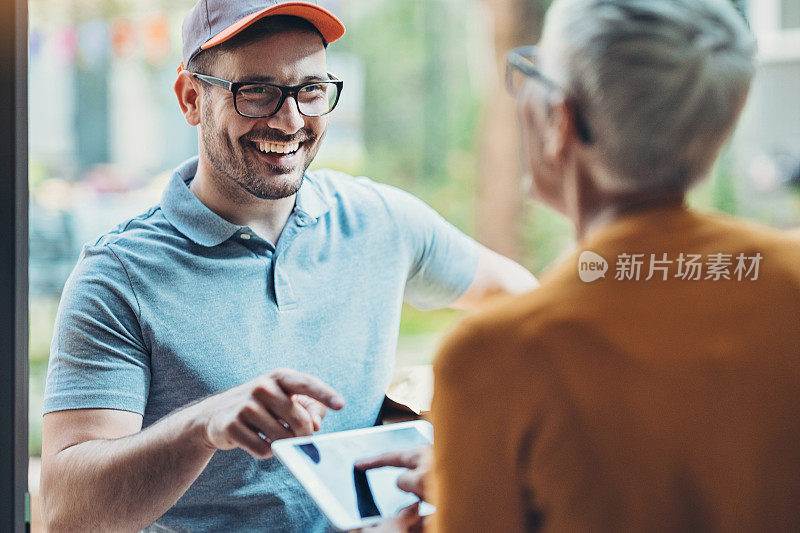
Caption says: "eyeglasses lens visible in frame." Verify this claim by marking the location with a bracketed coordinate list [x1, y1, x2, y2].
[506, 65, 529, 96]
[297, 82, 339, 116]
[236, 82, 339, 118]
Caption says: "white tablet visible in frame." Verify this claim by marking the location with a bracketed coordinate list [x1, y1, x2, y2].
[272, 420, 435, 531]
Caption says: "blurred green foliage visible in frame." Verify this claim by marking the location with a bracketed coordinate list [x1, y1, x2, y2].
[334, 1, 482, 235]
[398, 304, 463, 337]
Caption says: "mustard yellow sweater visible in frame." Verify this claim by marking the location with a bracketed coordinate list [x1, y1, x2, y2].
[431, 206, 800, 532]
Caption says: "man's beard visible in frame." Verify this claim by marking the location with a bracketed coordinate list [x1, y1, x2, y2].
[200, 104, 320, 200]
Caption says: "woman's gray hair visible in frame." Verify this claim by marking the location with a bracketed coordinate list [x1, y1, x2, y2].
[540, 0, 757, 193]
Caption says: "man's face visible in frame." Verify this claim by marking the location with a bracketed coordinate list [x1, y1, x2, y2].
[198, 29, 329, 200]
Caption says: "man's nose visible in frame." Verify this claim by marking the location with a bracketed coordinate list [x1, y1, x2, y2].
[267, 96, 305, 135]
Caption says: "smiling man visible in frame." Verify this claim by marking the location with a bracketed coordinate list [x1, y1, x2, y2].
[38, 1, 537, 532]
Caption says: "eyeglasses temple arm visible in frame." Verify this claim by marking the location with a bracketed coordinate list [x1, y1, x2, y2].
[192, 73, 234, 91]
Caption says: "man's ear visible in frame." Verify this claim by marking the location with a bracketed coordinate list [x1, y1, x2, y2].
[174, 71, 202, 126]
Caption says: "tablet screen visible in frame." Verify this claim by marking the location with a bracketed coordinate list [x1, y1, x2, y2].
[284, 424, 434, 525]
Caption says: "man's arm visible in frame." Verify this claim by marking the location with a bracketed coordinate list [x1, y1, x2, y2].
[40, 370, 344, 532]
[450, 244, 539, 310]
[370, 181, 536, 311]
[41, 406, 211, 532]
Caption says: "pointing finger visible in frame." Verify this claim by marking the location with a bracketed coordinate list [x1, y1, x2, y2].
[270, 369, 345, 410]
[293, 395, 327, 430]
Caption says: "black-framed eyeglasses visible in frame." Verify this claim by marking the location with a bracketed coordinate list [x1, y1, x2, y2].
[192, 72, 344, 118]
[506, 46, 593, 143]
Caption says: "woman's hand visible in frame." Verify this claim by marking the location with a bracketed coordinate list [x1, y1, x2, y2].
[355, 446, 433, 502]
[357, 502, 423, 533]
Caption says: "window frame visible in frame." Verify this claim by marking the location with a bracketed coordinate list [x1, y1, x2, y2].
[749, 0, 800, 63]
[0, 0, 29, 530]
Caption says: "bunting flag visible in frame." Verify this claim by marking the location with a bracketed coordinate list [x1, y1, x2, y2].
[29, 28, 43, 62]
[54, 27, 77, 66]
[78, 20, 110, 70]
[143, 14, 171, 65]
[111, 19, 136, 60]
[35, 14, 178, 67]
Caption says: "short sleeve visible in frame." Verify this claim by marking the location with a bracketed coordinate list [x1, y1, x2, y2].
[43, 243, 151, 415]
[373, 183, 479, 310]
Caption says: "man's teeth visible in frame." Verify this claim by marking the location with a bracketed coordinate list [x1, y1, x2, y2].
[257, 141, 300, 155]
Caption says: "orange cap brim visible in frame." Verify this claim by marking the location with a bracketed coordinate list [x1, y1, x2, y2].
[201, 2, 345, 52]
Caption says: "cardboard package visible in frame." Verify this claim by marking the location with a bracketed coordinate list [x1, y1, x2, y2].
[379, 365, 433, 424]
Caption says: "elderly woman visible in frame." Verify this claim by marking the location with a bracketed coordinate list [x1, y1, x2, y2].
[365, 0, 800, 531]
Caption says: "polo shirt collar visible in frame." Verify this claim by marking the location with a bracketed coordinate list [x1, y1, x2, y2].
[162, 156, 332, 247]
[294, 172, 332, 222]
[161, 157, 240, 247]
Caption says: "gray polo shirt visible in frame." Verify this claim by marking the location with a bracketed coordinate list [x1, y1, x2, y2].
[43, 156, 478, 532]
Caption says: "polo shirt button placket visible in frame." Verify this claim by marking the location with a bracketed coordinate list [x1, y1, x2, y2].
[270, 213, 312, 311]
[273, 254, 299, 311]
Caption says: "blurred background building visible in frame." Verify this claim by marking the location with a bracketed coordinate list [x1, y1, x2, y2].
[26, 0, 799, 469]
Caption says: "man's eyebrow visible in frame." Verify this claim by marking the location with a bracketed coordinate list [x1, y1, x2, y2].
[243, 74, 330, 84]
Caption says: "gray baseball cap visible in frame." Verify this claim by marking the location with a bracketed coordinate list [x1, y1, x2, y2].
[179, 0, 346, 72]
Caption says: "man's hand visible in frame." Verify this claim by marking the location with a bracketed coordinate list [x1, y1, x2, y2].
[39, 369, 343, 531]
[192, 368, 345, 458]
[355, 446, 433, 502]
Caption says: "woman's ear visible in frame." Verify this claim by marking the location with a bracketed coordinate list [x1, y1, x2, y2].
[543, 95, 578, 163]
[174, 71, 202, 127]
